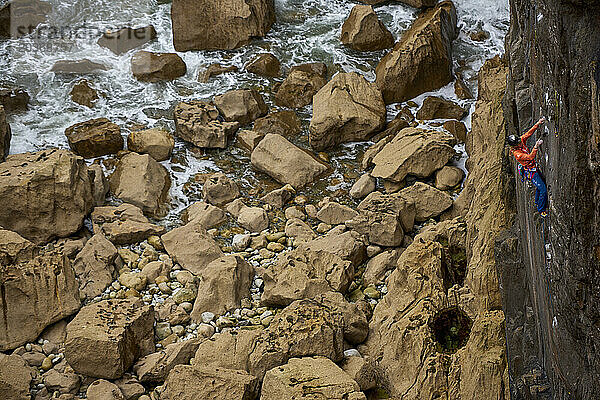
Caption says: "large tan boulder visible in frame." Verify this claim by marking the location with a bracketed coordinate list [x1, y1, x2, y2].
[416, 96, 468, 120]
[0, 354, 34, 400]
[214, 89, 268, 125]
[341, 5, 394, 51]
[92, 204, 166, 245]
[198, 63, 238, 82]
[131, 51, 186, 82]
[110, 152, 171, 217]
[251, 133, 328, 188]
[0, 149, 94, 244]
[316, 201, 358, 225]
[375, 1, 458, 103]
[202, 172, 240, 206]
[435, 165, 464, 190]
[162, 365, 259, 400]
[310, 72, 386, 150]
[246, 53, 280, 77]
[0, 228, 36, 265]
[0, 105, 10, 162]
[192, 329, 262, 372]
[238, 206, 269, 232]
[0, 250, 81, 351]
[174, 101, 239, 149]
[313, 291, 369, 345]
[191, 255, 254, 317]
[261, 248, 354, 307]
[274, 64, 328, 108]
[261, 357, 366, 400]
[73, 233, 118, 301]
[370, 127, 456, 183]
[134, 339, 201, 383]
[161, 218, 224, 275]
[64, 299, 154, 379]
[301, 230, 367, 267]
[65, 118, 123, 158]
[172, 0, 275, 51]
[182, 200, 226, 227]
[127, 128, 175, 161]
[397, 182, 453, 221]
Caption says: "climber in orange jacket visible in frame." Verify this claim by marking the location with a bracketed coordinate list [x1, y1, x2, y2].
[507, 117, 548, 217]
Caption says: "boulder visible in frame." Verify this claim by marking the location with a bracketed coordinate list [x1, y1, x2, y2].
[43, 368, 81, 394]
[316, 201, 358, 225]
[237, 129, 265, 151]
[98, 26, 157, 55]
[313, 291, 369, 345]
[260, 184, 295, 208]
[454, 76, 474, 99]
[198, 63, 238, 82]
[87, 379, 125, 400]
[0, 0, 50, 38]
[0, 106, 10, 161]
[0, 86, 30, 113]
[0, 228, 35, 265]
[261, 248, 354, 307]
[70, 80, 99, 108]
[253, 110, 301, 137]
[115, 375, 145, 400]
[203, 172, 240, 206]
[0, 149, 94, 244]
[350, 173, 376, 199]
[0, 354, 34, 400]
[174, 101, 239, 148]
[191, 255, 254, 317]
[51, 59, 109, 74]
[284, 218, 316, 244]
[397, 182, 453, 221]
[340, 5, 394, 51]
[89, 163, 109, 206]
[172, 0, 275, 51]
[131, 51, 186, 82]
[274, 66, 328, 108]
[370, 127, 456, 183]
[192, 329, 263, 372]
[109, 152, 171, 217]
[435, 165, 464, 190]
[65, 118, 123, 158]
[0, 250, 81, 351]
[92, 204, 166, 245]
[375, 1, 458, 103]
[251, 133, 328, 188]
[134, 339, 201, 383]
[182, 200, 226, 227]
[73, 233, 118, 301]
[416, 96, 468, 120]
[246, 53, 281, 77]
[364, 248, 402, 285]
[161, 218, 224, 275]
[64, 299, 154, 379]
[443, 119, 467, 142]
[238, 206, 269, 232]
[301, 230, 366, 267]
[214, 89, 268, 125]
[161, 365, 259, 400]
[127, 128, 175, 161]
[261, 357, 366, 400]
[340, 356, 377, 391]
[310, 72, 386, 150]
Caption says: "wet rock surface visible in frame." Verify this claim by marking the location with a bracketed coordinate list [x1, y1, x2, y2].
[65, 118, 123, 158]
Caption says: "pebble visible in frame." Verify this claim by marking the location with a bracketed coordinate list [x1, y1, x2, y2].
[260, 310, 273, 320]
[148, 235, 164, 251]
[42, 341, 58, 356]
[261, 316, 273, 327]
[258, 248, 274, 259]
[155, 323, 172, 340]
[216, 316, 235, 329]
[41, 356, 53, 371]
[366, 245, 382, 257]
[173, 288, 196, 304]
[285, 206, 305, 220]
[158, 282, 172, 294]
[364, 286, 381, 299]
[266, 232, 285, 242]
[344, 349, 362, 358]
[201, 312, 215, 324]
[155, 275, 169, 284]
[197, 323, 215, 338]
[266, 242, 285, 252]
[294, 195, 308, 205]
[25, 343, 32, 352]
[316, 223, 331, 234]
[111, 282, 122, 291]
[305, 204, 318, 218]
[172, 325, 185, 336]
[180, 302, 193, 313]
[232, 234, 252, 251]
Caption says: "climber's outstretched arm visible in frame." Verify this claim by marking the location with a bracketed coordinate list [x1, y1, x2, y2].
[521, 117, 546, 144]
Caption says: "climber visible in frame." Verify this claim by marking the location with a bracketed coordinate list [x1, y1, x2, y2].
[507, 117, 548, 217]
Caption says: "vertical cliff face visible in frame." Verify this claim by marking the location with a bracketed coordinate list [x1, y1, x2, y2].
[501, 0, 600, 398]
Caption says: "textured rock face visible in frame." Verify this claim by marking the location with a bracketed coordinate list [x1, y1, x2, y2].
[416, 96, 468, 120]
[109, 152, 171, 217]
[340, 5, 394, 51]
[64, 299, 154, 379]
[0, 228, 35, 265]
[70, 80, 99, 108]
[375, 1, 457, 103]
[134, 339, 201, 383]
[214, 89, 269, 125]
[0, 250, 81, 351]
[131, 51, 186, 82]
[261, 357, 366, 400]
[171, 0, 275, 51]
[310, 72, 386, 150]
[98, 26, 157, 55]
[73, 233, 118, 301]
[0, 149, 94, 244]
[274, 66, 328, 108]
[127, 128, 175, 161]
[500, 1, 600, 397]
[174, 101, 239, 149]
[92, 203, 166, 245]
[253, 110, 301, 138]
[246, 53, 280, 77]
[65, 118, 123, 158]
[397, 182, 453, 221]
[202, 172, 240, 206]
[0, 354, 34, 400]
[0, 105, 11, 161]
[251, 133, 329, 188]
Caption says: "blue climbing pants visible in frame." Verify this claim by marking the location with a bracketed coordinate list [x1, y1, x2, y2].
[531, 172, 548, 214]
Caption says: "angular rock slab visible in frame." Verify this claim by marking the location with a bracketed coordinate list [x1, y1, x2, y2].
[341, 5, 394, 51]
[397, 182, 453, 221]
[64, 299, 154, 379]
[251, 133, 329, 188]
[261, 357, 366, 400]
[274, 65, 328, 108]
[134, 339, 201, 383]
[92, 203, 166, 245]
[0, 149, 94, 244]
[214, 88, 269, 125]
[0, 228, 35, 265]
[172, 0, 275, 51]
[131, 51, 187, 82]
[65, 118, 123, 158]
[72, 233, 118, 301]
[0, 251, 81, 351]
[174, 100, 239, 149]
[0, 354, 34, 400]
[98, 25, 157, 55]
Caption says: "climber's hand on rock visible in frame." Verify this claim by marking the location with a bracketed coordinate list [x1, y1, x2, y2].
[535, 139, 543, 148]
[538, 117, 546, 125]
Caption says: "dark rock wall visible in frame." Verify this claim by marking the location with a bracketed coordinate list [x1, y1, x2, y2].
[502, 0, 600, 398]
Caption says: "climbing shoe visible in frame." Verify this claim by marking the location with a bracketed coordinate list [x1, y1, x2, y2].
[540, 210, 548, 218]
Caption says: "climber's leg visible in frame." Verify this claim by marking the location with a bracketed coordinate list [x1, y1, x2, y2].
[531, 172, 548, 213]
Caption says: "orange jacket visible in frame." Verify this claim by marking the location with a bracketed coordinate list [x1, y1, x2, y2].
[512, 122, 541, 170]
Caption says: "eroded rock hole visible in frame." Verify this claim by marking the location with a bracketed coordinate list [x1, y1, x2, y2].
[441, 244, 467, 290]
[430, 307, 473, 354]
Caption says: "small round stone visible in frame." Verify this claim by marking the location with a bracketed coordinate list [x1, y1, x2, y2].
[266, 242, 285, 252]
[201, 312, 215, 324]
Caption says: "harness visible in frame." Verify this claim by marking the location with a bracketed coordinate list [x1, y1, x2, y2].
[518, 163, 537, 183]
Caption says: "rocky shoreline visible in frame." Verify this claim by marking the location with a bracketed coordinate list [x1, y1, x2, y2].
[1, 0, 511, 399]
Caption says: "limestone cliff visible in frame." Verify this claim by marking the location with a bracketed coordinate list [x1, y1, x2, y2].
[501, 0, 600, 398]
